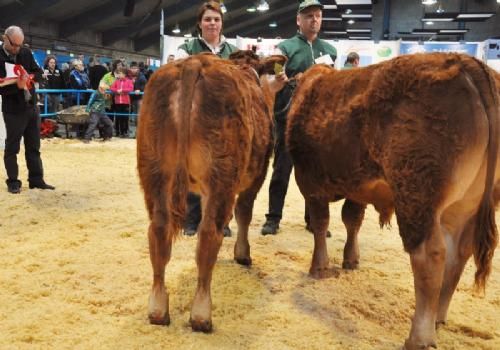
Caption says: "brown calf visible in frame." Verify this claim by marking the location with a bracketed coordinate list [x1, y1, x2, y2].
[287, 53, 499, 349]
[137, 51, 286, 332]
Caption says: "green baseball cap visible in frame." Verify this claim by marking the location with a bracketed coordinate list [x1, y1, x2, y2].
[298, 0, 323, 13]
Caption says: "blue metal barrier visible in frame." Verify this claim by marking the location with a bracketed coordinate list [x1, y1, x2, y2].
[35, 89, 145, 119]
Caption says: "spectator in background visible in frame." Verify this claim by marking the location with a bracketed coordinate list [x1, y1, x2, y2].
[60, 61, 72, 108]
[77, 54, 88, 73]
[128, 61, 146, 116]
[138, 61, 146, 77]
[110, 66, 133, 137]
[99, 59, 124, 129]
[69, 59, 90, 105]
[42, 55, 65, 113]
[61, 61, 72, 87]
[167, 54, 175, 63]
[88, 56, 108, 90]
[145, 65, 154, 80]
[83, 84, 113, 143]
[343, 52, 360, 70]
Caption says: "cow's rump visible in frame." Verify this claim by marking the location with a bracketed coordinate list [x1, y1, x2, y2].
[287, 53, 499, 349]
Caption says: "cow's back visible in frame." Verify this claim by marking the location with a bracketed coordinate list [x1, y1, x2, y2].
[288, 52, 498, 275]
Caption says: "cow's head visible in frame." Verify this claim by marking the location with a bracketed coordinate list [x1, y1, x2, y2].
[229, 50, 287, 76]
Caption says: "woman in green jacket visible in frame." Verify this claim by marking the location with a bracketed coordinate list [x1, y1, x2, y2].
[176, 1, 236, 237]
[176, 1, 237, 59]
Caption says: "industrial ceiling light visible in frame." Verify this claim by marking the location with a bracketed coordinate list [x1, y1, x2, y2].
[172, 24, 181, 34]
[246, 6, 256, 12]
[184, 33, 193, 38]
[425, 21, 434, 25]
[269, 22, 278, 28]
[347, 19, 355, 24]
[257, 0, 269, 12]
[436, 4, 444, 13]
[422, 0, 437, 5]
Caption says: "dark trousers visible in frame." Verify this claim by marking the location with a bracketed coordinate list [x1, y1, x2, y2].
[114, 104, 129, 136]
[84, 112, 113, 140]
[47, 94, 60, 113]
[265, 119, 294, 223]
[3, 106, 44, 185]
[184, 192, 202, 229]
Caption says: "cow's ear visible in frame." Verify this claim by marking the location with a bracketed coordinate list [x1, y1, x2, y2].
[258, 55, 287, 75]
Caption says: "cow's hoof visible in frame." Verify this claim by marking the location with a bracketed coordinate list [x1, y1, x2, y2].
[149, 313, 170, 326]
[435, 320, 446, 329]
[190, 318, 213, 333]
[309, 266, 329, 279]
[403, 338, 437, 350]
[235, 256, 252, 266]
[342, 260, 359, 270]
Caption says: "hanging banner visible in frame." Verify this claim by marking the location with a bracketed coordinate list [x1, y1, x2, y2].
[485, 39, 500, 72]
[399, 42, 481, 58]
[325, 40, 400, 68]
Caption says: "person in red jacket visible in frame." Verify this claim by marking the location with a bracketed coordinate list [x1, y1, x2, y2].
[110, 66, 133, 137]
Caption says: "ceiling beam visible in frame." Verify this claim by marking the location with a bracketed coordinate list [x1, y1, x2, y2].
[102, 0, 206, 45]
[134, 31, 160, 52]
[0, 0, 62, 27]
[134, 0, 293, 52]
[59, 0, 139, 38]
[225, 2, 298, 37]
[133, 0, 251, 52]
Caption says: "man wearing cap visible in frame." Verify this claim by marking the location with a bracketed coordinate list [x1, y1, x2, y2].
[261, 0, 336, 235]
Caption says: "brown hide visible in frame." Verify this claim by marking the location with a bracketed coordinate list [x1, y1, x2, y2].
[136, 52, 285, 332]
[495, 71, 500, 208]
[287, 53, 499, 348]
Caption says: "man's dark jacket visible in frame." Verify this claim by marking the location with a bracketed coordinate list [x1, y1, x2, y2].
[0, 44, 43, 114]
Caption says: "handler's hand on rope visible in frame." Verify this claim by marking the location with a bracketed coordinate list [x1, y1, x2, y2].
[268, 71, 288, 94]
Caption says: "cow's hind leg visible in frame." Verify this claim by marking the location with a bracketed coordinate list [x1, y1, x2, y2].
[307, 197, 330, 278]
[341, 199, 366, 270]
[400, 216, 445, 350]
[234, 189, 258, 266]
[436, 220, 473, 326]
[190, 192, 234, 332]
[147, 190, 173, 326]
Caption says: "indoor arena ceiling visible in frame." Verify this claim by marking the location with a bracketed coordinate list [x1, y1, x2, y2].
[0, 0, 497, 53]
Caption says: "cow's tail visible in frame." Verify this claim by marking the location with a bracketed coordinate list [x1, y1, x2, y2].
[467, 57, 499, 292]
[167, 58, 202, 240]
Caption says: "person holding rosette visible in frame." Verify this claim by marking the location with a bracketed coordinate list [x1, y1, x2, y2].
[0, 26, 54, 194]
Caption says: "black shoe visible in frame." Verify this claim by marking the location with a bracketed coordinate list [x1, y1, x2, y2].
[7, 181, 21, 194]
[223, 226, 232, 237]
[184, 226, 197, 236]
[29, 182, 55, 190]
[305, 224, 332, 238]
[261, 220, 279, 235]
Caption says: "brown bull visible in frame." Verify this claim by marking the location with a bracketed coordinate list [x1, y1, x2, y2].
[287, 53, 499, 349]
[137, 51, 286, 332]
